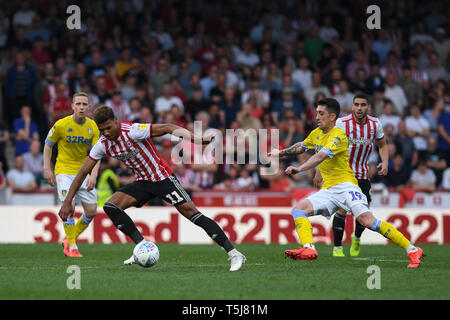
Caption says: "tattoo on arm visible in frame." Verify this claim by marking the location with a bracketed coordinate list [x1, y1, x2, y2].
[279, 142, 305, 156]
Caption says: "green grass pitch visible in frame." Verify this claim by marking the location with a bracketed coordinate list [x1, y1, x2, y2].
[0, 243, 449, 300]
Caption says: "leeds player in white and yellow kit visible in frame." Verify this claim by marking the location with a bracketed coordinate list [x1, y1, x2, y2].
[43, 92, 100, 257]
[269, 98, 424, 268]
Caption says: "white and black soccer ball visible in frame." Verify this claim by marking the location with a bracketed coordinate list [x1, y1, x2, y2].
[133, 240, 159, 268]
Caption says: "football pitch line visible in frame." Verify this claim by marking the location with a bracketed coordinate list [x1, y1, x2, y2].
[351, 257, 409, 263]
[0, 266, 105, 270]
[0, 263, 267, 270]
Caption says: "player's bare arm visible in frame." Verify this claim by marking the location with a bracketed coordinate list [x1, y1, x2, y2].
[43, 143, 55, 186]
[58, 157, 98, 220]
[86, 160, 101, 191]
[285, 152, 328, 176]
[269, 141, 305, 157]
[151, 123, 214, 144]
[376, 136, 389, 176]
[313, 168, 323, 189]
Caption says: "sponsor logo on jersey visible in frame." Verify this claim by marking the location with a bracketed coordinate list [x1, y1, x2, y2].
[348, 136, 372, 145]
[66, 136, 93, 144]
[116, 149, 140, 161]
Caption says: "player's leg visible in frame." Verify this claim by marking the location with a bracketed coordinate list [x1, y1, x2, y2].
[71, 183, 99, 257]
[62, 200, 77, 256]
[103, 191, 144, 244]
[103, 190, 150, 265]
[56, 174, 76, 257]
[176, 201, 246, 271]
[291, 199, 315, 248]
[73, 202, 97, 240]
[354, 210, 424, 268]
[164, 175, 246, 271]
[350, 179, 372, 256]
[285, 198, 319, 260]
[332, 209, 347, 257]
[354, 180, 371, 239]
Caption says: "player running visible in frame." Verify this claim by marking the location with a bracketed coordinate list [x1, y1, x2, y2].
[269, 98, 424, 268]
[57, 105, 246, 271]
[43, 92, 100, 257]
[314, 93, 389, 257]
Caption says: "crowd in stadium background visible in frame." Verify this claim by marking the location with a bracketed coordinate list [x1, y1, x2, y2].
[0, 0, 449, 201]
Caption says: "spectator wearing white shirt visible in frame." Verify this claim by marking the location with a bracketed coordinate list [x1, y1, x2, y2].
[236, 167, 258, 191]
[292, 55, 312, 90]
[12, 0, 36, 27]
[6, 155, 37, 192]
[409, 21, 433, 46]
[105, 90, 131, 122]
[303, 72, 331, 106]
[410, 158, 436, 193]
[384, 72, 408, 116]
[333, 80, 354, 116]
[405, 104, 430, 152]
[154, 83, 184, 120]
[22, 140, 43, 180]
[379, 100, 401, 134]
[151, 19, 174, 51]
[319, 15, 339, 43]
[241, 78, 270, 110]
[235, 38, 260, 68]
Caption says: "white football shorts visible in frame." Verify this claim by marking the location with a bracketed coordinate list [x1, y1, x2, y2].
[306, 182, 369, 219]
[56, 174, 97, 204]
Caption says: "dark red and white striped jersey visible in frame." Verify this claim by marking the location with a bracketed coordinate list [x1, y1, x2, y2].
[336, 114, 384, 180]
[89, 122, 173, 182]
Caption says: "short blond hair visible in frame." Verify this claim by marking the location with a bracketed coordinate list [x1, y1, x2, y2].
[72, 91, 90, 103]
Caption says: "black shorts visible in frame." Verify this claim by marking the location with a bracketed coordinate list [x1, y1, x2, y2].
[357, 179, 372, 204]
[119, 175, 192, 207]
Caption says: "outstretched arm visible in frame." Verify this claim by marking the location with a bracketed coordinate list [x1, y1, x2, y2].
[58, 157, 98, 220]
[269, 141, 306, 157]
[285, 152, 329, 176]
[151, 123, 214, 144]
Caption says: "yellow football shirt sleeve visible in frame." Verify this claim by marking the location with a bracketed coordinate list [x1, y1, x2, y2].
[301, 130, 315, 150]
[320, 129, 347, 158]
[45, 121, 61, 146]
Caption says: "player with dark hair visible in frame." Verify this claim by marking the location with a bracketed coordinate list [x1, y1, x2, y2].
[58, 105, 246, 271]
[269, 98, 424, 268]
[314, 93, 389, 257]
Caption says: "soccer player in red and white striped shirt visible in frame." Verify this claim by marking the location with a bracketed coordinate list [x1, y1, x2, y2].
[315, 93, 389, 257]
[58, 105, 246, 271]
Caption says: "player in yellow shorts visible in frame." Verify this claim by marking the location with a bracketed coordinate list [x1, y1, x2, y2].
[269, 98, 424, 268]
[43, 92, 100, 257]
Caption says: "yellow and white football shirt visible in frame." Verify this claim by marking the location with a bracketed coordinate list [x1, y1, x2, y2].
[45, 115, 100, 175]
[302, 126, 357, 189]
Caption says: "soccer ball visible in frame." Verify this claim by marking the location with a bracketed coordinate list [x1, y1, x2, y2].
[133, 240, 159, 268]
